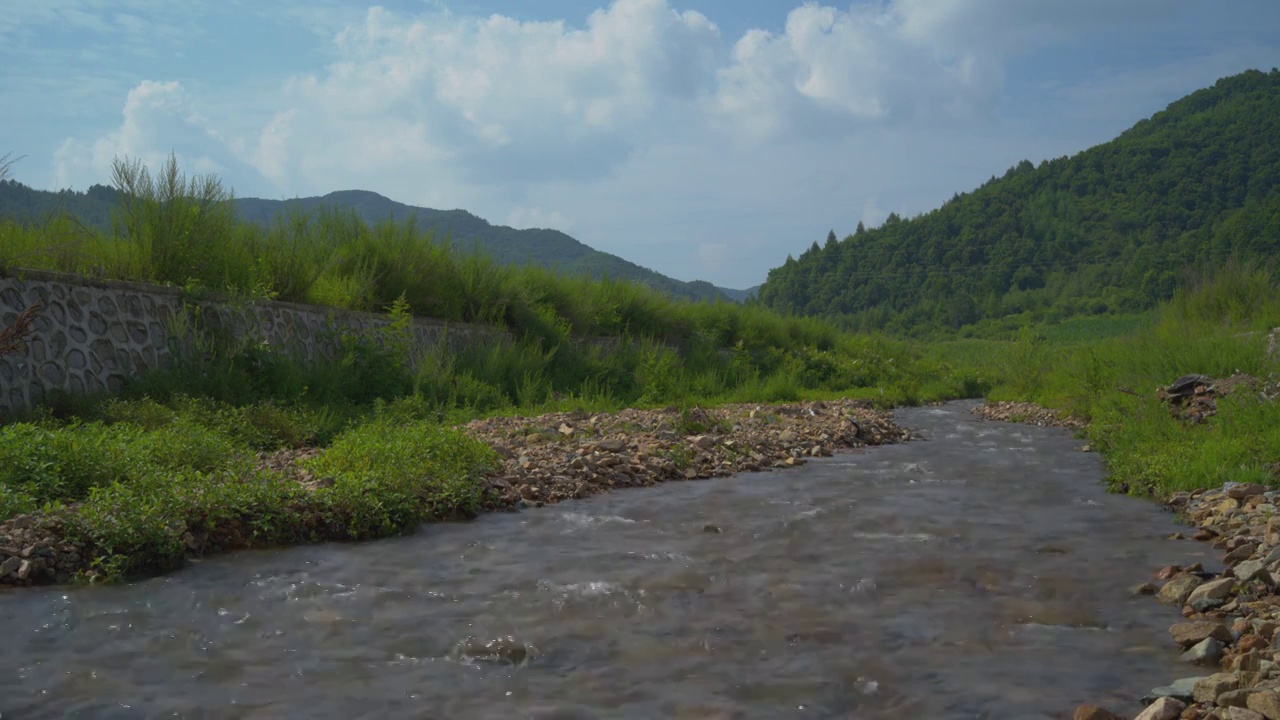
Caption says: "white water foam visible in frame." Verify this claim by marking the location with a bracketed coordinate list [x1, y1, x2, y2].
[559, 512, 638, 531]
[847, 532, 935, 543]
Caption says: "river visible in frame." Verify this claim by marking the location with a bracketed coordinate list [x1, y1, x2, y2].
[0, 401, 1206, 719]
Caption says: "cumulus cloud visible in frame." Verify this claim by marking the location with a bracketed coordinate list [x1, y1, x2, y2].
[55, 0, 1195, 196]
[37, 0, 1273, 287]
[233, 0, 722, 200]
[53, 80, 231, 189]
[710, 1, 1013, 142]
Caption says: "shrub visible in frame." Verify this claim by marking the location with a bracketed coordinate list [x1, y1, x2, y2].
[303, 420, 499, 537]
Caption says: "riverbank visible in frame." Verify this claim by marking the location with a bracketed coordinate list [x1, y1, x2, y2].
[973, 384, 1280, 720]
[0, 399, 909, 588]
[1063, 481, 1280, 720]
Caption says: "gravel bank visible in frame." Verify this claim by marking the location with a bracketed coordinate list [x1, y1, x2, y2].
[0, 399, 910, 588]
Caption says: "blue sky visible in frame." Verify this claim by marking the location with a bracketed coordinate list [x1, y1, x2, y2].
[4, 1, 1279, 289]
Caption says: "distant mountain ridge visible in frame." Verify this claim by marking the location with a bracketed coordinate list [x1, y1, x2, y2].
[0, 183, 751, 303]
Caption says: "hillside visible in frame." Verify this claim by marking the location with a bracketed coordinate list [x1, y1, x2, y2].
[0, 182, 745, 303]
[756, 68, 1280, 334]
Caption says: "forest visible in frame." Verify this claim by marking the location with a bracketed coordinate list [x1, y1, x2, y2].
[755, 69, 1280, 336]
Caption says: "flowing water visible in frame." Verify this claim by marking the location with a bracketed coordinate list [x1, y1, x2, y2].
[0, 402, 1208, 719]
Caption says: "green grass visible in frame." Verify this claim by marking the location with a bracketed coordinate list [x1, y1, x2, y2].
[1036, 312, 1155, 345]
[985, 260, 1280, 496]
[0, 402, 498, 580]
[4, 155, 1275, 583]
[0, 155, 841, 355]
[0, 156, 996, 582]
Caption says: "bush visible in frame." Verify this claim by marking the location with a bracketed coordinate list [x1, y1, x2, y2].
[303, 420, 499, 537]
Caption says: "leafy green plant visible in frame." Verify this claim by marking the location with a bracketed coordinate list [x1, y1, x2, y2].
[303, 420, 499, 536]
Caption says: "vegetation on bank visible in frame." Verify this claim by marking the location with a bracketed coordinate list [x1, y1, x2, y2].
[1, 135, 1276, 584]
[0, 155, 992, 582]
[0, 178, 735, 305]
[756, 69, 1280, 335]
[984, 260, 1280, 496]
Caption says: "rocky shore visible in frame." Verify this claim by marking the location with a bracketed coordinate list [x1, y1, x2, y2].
[973, 377, 1280, 720]
[0, 399, 910, 588]
[462, 400, 910, 511]
[1076, 483, 1280, 720]
[970, 400, 1088, 430]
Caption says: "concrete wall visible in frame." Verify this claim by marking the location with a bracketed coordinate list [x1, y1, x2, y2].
[0, 269, 503, 414]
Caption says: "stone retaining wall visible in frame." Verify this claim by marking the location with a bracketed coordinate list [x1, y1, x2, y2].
[0, 269, 504, 414]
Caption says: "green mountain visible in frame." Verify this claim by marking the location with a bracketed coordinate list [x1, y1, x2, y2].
[0, 183, 748, 303]
[756, 68, 1280, 334]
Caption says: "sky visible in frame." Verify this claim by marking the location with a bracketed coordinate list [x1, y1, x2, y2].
[3, 1, 1279, 290]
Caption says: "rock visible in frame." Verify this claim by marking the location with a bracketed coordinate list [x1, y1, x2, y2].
[1229, 484, 1269, 500]
[1147, 677, 1207, 703]
[1193, 673, 1240, 703]
[1133, 582, 1158, 596]
[1197, 528, 1220, 541]
[1227, 543, 1261, 564]
[1172, 621, 1234, 648]
[1158, 565, 1184, 580]
[691, 435, 716, 450]
[1073, 705, 1123, 720]
[1180, 637, 1225, 665]
[1159, 575, 1205, 605]
[1247, 691, 1280, 720]
[1238, 560, 1270, 584]
[453, 635, 533, 665]
[1221, 689, 1255, 708]
[16, 560, 32, 581]
[703, 524, 722, 534]
[1187, 577, 1237, 611]
[1239, 634, 1269, 653]
[597, 439, 626, 453]
[1135, 697, 1186, 720]
[0, 555, 19, 578]
[1232, 649, 1263, 673]
[1225, 707, 1267, 720]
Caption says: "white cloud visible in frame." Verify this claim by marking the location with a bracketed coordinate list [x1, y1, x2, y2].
[232, 0, 722, 201]
[53, 80, 230, 189]
[709, 1, 1018, 142]
[35, 0, 1280, 288]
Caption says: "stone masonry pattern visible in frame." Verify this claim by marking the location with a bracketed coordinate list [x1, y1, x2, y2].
[0, 270, 501, 415]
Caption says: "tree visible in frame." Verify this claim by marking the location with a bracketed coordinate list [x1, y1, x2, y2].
[753, 69, 1280, 333]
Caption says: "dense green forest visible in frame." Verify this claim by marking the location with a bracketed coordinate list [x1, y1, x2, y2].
[756, 68, 1280, 335]
[0, 181, 744, 303]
